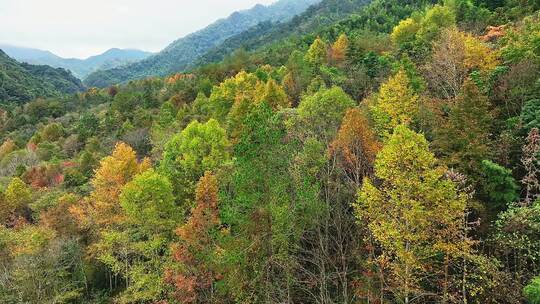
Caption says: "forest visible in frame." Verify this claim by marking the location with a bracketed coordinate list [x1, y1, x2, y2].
[0, 0, 540, 303]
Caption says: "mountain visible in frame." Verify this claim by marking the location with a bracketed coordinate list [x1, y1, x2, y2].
[194, 0, 372, 67]
[0, 44, 153, 79]
[83, 0, 321, 88]
[0, 50, 84, 104]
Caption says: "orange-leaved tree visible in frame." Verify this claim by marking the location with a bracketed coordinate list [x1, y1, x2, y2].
[166, 171, 221, 304]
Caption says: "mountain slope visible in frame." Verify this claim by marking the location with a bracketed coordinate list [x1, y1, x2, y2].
[0, 50, 84, 104]
[84, 0, 321, 87]
[0, 45, 153, 79]
[194, 0, 372, 67]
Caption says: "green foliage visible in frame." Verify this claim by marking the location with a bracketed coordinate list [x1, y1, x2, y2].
[525, 277, 540, 304]
[0, 228, 85, 304]
[0, 50, 84, 104]
[521, 99, 540, 132]
[417, 4, 456, 42]
[219, 102, 305, 302]
[501, 13, 540, 64]
[157, 101, 177, 128]
[76, 113, 100, 140]
[481, 160, 520, 210]
[1, 1, 540, 303]
[120, 169, 177, 233]
[494, 200, 540, 294]
[433, 81, 494, 179]
[160, 119, 230, 203]
[296, 85, 355, 140]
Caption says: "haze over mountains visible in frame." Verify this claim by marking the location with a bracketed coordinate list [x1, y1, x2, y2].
[0, 44, 153, 79]
[84, 0, 321, 87]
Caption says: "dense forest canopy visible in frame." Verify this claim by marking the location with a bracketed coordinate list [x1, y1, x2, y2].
[1, 0, 540, 303]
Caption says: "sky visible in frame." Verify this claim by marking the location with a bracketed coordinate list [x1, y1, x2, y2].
[0, 0, 276, 59]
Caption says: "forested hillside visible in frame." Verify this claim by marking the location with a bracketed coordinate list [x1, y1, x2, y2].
[83, 0, 319, 88]
[0, 50, 84, 105]
[1, 0, 540, 303]
[193, 0, 372, 67]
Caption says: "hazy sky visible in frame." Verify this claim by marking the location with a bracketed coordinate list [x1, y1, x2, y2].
[0, 0, 276, 59]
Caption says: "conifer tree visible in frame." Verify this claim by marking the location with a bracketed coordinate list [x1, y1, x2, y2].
[433, 80, 493, 180]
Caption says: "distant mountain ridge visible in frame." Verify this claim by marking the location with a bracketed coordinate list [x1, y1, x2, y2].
[0, 44, 153, 79]
[194, 0, 372, 67]
[0, 50, 85, 104]
[84, 0, 321, 87]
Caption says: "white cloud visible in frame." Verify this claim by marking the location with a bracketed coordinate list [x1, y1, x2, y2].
[0, 0, 276, 58]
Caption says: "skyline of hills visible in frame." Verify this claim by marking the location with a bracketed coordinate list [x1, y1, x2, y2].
[0, 44, 153, 79]
[83, 0, 320, 87]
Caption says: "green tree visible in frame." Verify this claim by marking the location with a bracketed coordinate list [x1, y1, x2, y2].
[40, 123, 64, 142]
[417, 4, 456, 43]
[157, 101, 177, 128]
[525, 277, 540, 304]
[391, 17, 421, 50]
[521, 99, 540, 133]
[481, 160, 520, 211]
[433, 80, 493, 180]
[0, 227, 85, 304]
[283, 50, 312, 105]
[494, 200, 540, 298]
[160, 119, 230, 204]
[77, 112, 100, 141]
[120, 169, 178, 234]
[296, 86, 355, 141]
[219, 102, 306, 302]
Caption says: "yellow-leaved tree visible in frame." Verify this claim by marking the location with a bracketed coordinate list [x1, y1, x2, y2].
[329, 33, 349, 66]
[70, 142, 150, 232]
[369, 69, 419, 137]
[305, 36, 328, 67]
[355, 125, 472, 303]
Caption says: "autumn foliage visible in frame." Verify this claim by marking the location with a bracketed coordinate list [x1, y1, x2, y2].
[330, 108, 381, 185]
[167, 171, 220, 303]
[70, 142, 150, 231]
